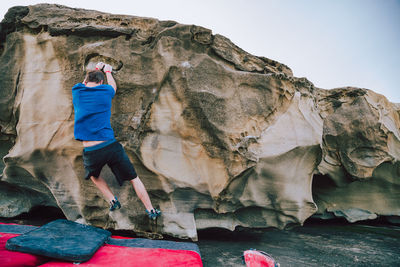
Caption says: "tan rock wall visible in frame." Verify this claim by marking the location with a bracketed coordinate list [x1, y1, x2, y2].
[0, 4, 399, 239]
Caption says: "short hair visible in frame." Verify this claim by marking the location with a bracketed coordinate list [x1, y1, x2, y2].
[85, 70, 104, 83]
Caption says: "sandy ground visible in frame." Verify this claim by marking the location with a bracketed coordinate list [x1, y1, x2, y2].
[196, 221, 400, 266]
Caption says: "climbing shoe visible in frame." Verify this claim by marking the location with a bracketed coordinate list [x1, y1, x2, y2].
[110, 197, 121, 211]
[146, 208, 161, 220]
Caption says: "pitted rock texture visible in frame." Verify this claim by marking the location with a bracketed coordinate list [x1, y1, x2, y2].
[0, 4, 399, 240]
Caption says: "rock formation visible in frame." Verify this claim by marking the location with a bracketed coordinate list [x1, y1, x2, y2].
[0, 4, 399, 240]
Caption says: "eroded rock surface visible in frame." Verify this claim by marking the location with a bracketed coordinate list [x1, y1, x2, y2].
[0, 4, 399, 240]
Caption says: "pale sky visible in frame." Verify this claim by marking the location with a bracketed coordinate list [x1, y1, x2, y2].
[1, 0, 399, 102]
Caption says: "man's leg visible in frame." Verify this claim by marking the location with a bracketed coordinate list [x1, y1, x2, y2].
[90, 175, 115, 202]
[130, 176, 154, 211]
[108, 144, 160, 217]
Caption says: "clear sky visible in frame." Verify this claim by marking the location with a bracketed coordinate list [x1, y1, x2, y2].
[1, 0, 399, 102]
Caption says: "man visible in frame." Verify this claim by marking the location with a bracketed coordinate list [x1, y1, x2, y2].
[72, 62, 161, 220]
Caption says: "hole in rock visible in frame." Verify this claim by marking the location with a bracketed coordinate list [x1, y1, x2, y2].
[0, 206, 66, 226]
[84, 54, 123, 72]
[309, 174, 399, 227]
[312, 174, 336, 194]
[197, 226, 270, 242]
[311, 173, 337, 211]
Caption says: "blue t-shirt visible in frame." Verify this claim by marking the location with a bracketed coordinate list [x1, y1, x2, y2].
[72, 83, 115, 141]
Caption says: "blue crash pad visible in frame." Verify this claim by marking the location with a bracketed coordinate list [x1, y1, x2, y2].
[5, 219, 111, 262]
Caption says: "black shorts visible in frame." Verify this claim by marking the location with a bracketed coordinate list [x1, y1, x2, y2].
[82, 141, 137, 186]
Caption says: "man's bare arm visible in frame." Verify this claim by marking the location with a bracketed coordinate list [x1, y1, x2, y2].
[103, 64, 117, 92]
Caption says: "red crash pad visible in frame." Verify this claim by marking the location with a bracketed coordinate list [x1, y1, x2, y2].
[0, 221, 203, 267]
[39, 244, 203, 267]
[0, 232, 49, 267]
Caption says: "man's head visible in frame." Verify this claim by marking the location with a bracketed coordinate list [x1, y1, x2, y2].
[85, 70, 104, 84]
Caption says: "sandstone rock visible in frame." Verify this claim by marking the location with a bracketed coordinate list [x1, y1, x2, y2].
[0, 4, 399, 240]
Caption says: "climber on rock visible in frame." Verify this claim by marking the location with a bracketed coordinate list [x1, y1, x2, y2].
[71, 62, 161, 220]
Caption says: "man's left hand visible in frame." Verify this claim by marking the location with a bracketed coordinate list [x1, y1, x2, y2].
[95, 62, 105, 70]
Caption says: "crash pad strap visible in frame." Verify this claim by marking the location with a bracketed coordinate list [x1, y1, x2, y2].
[0, 223, 38, 234]
[107, 237, 201, 256]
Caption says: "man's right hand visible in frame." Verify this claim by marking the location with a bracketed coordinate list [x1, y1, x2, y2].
[103, 64, 116, 92]
[103, 64, 113, 73]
